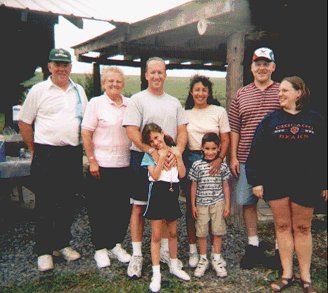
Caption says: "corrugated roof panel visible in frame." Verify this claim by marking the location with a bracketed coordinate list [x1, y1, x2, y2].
[0, 0, 111, 21]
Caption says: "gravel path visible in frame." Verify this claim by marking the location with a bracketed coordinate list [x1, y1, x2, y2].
[0, 196, 326, 292]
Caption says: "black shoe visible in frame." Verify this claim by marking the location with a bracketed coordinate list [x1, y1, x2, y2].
[240, 244, 265, 269]
[264, 249, 283, 273]
[259, 240, 272, 252]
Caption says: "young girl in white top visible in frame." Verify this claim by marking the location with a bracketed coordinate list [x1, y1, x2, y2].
[141, 123, 190, 292]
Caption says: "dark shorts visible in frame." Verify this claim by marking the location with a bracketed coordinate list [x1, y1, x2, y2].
[130, 150, 149, 202]
[181, 150, 202, 217]
[264, 185, 322, 208]
[143, 181, 182, 221]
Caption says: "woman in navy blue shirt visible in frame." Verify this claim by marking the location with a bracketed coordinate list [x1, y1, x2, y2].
[246, 76, 327, 292]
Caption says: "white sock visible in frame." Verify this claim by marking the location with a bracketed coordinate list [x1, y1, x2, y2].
[132, 242, 142, 256]
[248, 236, 259, 247]
[200, 254, 207, 260]
[170, 258, 178, 269]
[275, 239, 279, 250]
[152, 265, 161, 275]
[213, 253, 221, 261]
[189, 243, 197, 254]
[161, 238, 169, 251]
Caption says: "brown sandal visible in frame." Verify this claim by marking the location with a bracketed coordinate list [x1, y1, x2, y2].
[300, 280, 317, 293]
[271, 277, 294, 292]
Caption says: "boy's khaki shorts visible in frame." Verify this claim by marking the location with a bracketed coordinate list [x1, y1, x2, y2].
[195, 200, 226, 238]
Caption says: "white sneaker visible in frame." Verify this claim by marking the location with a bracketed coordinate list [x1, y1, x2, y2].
[55, 247, 81, 261]
[38, 254, 54, 272]
[212, 258, 227, 278]
[127, 255, 143, 278]
[189, 252, 199, 268]
[194, 257, 209, 277]
[170, 266, 191, 281]
[149, 273, 161, 292]
[94, 248, 111, 268]
[160, 250, 183, 268]
[110, 244, 131, 263]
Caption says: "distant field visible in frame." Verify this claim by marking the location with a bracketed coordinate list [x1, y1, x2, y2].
[2, 73, 226, 129]
[23, 72, 227, 107]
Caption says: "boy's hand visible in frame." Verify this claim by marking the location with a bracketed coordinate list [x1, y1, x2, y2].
[223, 207, 230, 218]
[191, 205, 198, 220]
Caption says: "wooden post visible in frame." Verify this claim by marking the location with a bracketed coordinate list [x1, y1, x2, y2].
[226, 31, 245, 227]
[140, 56, 148, 90]
[93, 63, 101, 97]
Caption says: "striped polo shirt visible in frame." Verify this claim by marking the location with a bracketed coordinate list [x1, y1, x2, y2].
[228, 82, 280, 163]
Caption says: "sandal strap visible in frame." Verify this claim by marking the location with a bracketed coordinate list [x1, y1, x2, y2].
[271, 277, 294, 292]
[301, 280, 316, 293]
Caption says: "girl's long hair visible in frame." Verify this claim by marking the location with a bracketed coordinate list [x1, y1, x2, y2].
[142, 123, 176, 147]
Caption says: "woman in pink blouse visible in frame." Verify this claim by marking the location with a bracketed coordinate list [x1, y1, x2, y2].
[82, 67, 132, 269]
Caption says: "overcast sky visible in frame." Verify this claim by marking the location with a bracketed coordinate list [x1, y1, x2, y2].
[54, 0, 226, 77]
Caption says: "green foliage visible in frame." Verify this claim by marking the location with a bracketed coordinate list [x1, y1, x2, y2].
[75, 74, 94, 100]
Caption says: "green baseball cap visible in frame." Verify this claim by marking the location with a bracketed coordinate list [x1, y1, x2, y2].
[48, 48, 72, 63]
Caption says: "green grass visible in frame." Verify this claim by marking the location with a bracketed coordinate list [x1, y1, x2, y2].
[22, 73, 227, 107]
[0, 270, 202, 293]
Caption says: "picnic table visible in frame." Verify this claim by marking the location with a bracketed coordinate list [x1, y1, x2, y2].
[0, 156, 34, 232]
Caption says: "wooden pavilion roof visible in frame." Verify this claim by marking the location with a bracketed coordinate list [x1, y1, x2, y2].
[73, 0, 253, 71]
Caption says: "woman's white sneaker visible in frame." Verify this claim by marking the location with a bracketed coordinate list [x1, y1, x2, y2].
[94, 248, 111, 268]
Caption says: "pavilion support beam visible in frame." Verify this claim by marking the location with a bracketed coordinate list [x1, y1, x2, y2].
[226, 31, 245, 227]
[93, 63, 101, 97]
[140, 56, 148, 90]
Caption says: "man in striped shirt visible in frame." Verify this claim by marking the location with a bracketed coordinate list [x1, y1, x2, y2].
[228, 47, 281, 269]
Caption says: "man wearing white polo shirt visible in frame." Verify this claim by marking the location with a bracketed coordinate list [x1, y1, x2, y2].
[19, 48, 88, 272]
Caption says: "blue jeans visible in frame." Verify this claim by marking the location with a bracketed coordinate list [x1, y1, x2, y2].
[234, 163, 258, 206]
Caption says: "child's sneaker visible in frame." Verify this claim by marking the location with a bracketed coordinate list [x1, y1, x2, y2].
[194, 257, 209, 277]
[189, 252, 199, 268]
[127, 255, 143, 278]
[212, 257, 227, 278]
[160, 249, 183, 268]
[149, 273, 161, 292]
[170, 266, 191, 281]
